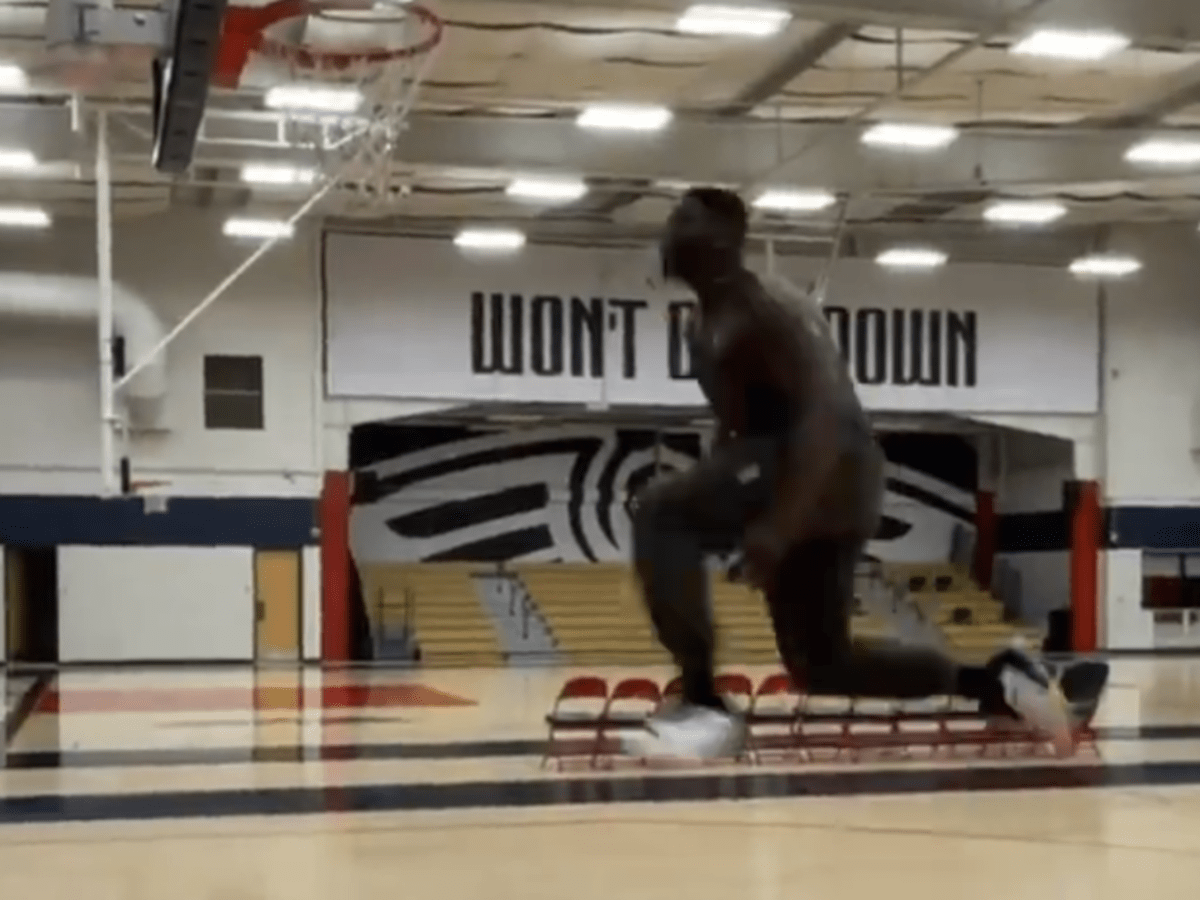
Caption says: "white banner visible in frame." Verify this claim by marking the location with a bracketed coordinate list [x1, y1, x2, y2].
[323, 233, 1099, 414]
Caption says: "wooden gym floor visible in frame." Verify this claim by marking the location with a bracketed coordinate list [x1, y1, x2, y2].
[3, 658, 1200, 899]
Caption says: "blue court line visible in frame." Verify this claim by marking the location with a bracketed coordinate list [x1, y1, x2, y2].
[3, 759, 1200, 826]
[3, 723, 1199, 772]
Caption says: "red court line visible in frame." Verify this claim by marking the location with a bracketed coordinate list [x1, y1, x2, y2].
[36, 684, 475, 714]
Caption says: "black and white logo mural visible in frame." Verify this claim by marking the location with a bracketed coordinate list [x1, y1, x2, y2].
[349, 424, 978, 565]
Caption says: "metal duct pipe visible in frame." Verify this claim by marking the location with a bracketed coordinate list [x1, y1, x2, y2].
[0, 273, 167, 425]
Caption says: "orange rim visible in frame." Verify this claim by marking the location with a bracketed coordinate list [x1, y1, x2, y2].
[252, 0, 444, 71]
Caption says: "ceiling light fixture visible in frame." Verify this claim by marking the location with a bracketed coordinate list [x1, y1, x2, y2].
[983, 200, 1067, 225]
[752, 189, 836, 212]
[675, 4, 792, 37]
[876, 247, 948, 269]
[0, 64, 25, 89]
[576, 104, 673, 132]
[454, 227, 526, 252]
[1125, 138, 1200, 166]
[0, 149, 38, 170]
[1010, 28, 1130, 61]
[223, 217, 294, 239]
[263, 84, 362, 114]
[506, 177, 588, 202]
[240, 164, 316, 185]
[862, 122, 959, 151]
[0, 205, 50, 228]
[1069, 253, 1141, 278]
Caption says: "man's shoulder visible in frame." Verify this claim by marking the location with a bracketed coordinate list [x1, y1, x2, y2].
[754, 271, 819, 311]
[748, 272, 830, 336]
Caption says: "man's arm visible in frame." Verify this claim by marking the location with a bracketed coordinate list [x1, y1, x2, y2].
[750, 388, 839, 544]
[724, 329, 841, 575]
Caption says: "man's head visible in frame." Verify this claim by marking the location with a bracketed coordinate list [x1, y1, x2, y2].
[660, 187, 748, 286]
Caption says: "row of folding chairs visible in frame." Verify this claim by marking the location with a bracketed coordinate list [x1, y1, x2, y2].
[542, 673, 1099, 768]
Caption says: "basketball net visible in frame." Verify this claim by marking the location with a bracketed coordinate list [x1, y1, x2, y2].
[224, 0, 446, 210]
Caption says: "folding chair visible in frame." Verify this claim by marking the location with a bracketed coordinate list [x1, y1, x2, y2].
[714, 672, 754, 711]
[846, 697, 911, 760]
[663, 676, 684, 700]
[746, 672, 802, 762]
[896, 695, 954, 757]
[599, 678, 663, 766]
[796, 694, 855, 760]
[543, 676, 608, 768]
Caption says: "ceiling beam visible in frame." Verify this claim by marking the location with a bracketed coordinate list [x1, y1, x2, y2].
[1082, 59, 1200, 128]
[453, 0, 1200, 45]
[94, 107, 1200, 201]
[719, 22, 859, 116]
[305, 114, 1165, 196]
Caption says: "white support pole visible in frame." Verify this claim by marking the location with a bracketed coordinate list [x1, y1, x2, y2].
[813, 198, 849, 306]
[114, 177, 339, 392]
[96, 109, 119, 496]
[764, 238, 776, 275]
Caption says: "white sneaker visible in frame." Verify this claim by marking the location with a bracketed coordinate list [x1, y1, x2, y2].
[624, 703, 746, 760]
[997, 652, 1074, 756]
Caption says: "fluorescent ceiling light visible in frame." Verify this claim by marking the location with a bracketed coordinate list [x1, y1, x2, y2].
[1010, 29, 1130, 61]
[0, 64, 25, 89]
[506, 177, 588, 202]
[454, 227, 526, 251]
[0, 149, 37, 170]
[983, 200, 1067, 225]
[1069, 253, 1140, 278]
[0, 205, 49, 228]
[240, 163, 316, 185]
[1125, 138, 1200, 166]
[752, 189, 836, 212]
[576, 104, 672, 132]
[876, 247, 948, 269]
[676, 4, 792, 37]
[223, 217, 294, 239]
[862, 122, 959, 151]
[263, 84, 361, 113]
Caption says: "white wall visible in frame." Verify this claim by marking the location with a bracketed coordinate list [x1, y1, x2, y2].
[0, 212, 323, 497]
[1105, 226, 1200, 505]
[1095, 225, 1200, 648]
[1103, 549, 1154, 650]
[994, 428, 1074, 626]
[58, 546, 254, 662]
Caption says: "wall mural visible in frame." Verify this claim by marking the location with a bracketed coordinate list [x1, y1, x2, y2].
[349, 424, 977, 566]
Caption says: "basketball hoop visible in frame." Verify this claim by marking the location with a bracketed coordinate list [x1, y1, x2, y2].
[214, 0, 444, 206]
[258, 0, 441, 72]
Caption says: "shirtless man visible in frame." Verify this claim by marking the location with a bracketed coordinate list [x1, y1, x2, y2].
[630, 187, 1073, 759]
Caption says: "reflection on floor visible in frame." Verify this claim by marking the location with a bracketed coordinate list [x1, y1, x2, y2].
[2, 658, 1200, 899]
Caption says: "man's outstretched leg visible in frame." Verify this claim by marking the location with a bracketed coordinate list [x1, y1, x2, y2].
[769, 538, 1076, 754]
[629, 440, 774, 759]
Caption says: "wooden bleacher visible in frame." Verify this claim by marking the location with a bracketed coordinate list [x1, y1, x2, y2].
[515, 563, 669, 666]
[355, 558, 1043, 670]
[514, 563, 896, 668]
[360, 563, 504, 667]
[710, 575, 777, 665]
[881, 562, 1043, 663]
